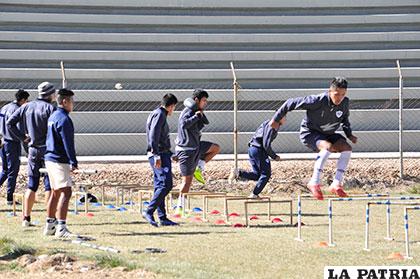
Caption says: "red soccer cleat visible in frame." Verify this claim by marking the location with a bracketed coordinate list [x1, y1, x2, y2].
[328, 181, 348, 198]
[308, 183, 324, 200]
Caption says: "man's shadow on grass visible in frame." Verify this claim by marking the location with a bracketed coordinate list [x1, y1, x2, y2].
[105, 231, 235, 237]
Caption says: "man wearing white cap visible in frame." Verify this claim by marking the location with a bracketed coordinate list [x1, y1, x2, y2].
[7, 81, 56, 227]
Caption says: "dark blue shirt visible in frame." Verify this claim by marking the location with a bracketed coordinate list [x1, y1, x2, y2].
[0, 101, 23, 142]
[249, 120, 279, 159]
[175, 107, 208, 150]
[273, 92, 352, 137]
[146, 107, 171, 155]
[7, 98, 56, 147]
[45, 108, 78, 167]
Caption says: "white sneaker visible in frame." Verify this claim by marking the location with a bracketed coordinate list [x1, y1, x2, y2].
[43, 221, 57, 236]
[22, 220, 35, 228]
[55, 226, 78, 239]
[248, 193, 260, 199]
[228, 168, 239, 184]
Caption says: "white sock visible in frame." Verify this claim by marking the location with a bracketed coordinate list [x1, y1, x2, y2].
[197, 160, 206, 171]
[177, 194, 184, 208]
[334, 151, 352, 184]
[310, 149, 331, 185]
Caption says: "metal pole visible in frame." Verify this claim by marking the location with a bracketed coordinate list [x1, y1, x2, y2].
[230, 62, 238, 172]
[404, 207, 411, 259]
[295, 195, 303, 242]
[396, 60, 404, 179]
[385, 203, 394, 241]
[328, 199, 335, 246]
[364, 204, 370, 251]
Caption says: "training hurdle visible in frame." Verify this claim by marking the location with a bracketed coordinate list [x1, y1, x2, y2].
[403, 206, 420, 259]
[181, 191, 227, 212]
[293, 193, 390, 243]
[244, 199, 293, 228]
[202, 194, 232, 221]
[364, 200, 420, 252]
[100, 183, 150, 207]
[12, 192, 24, 216]
[137, 188, 176, 214]
[225, 196, 271, 223]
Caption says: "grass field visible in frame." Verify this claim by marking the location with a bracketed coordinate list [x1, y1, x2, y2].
[0, 192, 419, 278]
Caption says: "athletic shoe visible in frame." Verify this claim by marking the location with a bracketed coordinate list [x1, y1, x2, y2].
[308, 183, 324, 200]
[7, 200, 20, 206]
[22, 220, 36, 228]
[55, 226, 78, 239]
[248, 193, 261, 199]
[193, 168, 206, 184]
[228, 168, 239, 184]
[43, 221, 57, 236]
[142, 212, 159, 227]
[159, 218, 179, 226]
[328, 181, 348, 198]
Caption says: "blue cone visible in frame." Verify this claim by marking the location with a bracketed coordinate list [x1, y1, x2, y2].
[93, 202, 102, 207]
[192, 207, 203, 213]
[106, 204, 116, 209]
[118, 207, 128, 212]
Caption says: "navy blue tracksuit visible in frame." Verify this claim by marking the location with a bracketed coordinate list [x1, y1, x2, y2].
[239, 120, 279, 195]
[145, 107, 172, 219]
[0, 101, 23, 201]
[7, 98, 55, 192]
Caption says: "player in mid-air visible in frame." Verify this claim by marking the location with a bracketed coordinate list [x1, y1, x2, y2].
[271, 77, 357, 200]
[229, 117, 286, 198]
[174, 89, 220, 215]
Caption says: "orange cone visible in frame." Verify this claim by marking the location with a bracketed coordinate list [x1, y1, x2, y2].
[249, 215, 259, 220]
[271, 218, 282, 223]
[228, 212, 240, 217]
[315, 241, 329, 247]
[210, 210, 221, 215]
[214, 219, 226, 225]
[387, 252, 404, 260]
[232, 223, 244, 228]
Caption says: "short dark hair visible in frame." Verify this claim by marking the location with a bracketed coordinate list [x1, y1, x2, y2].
[161, 93, 178, 107]
[192, 89, 209, 101]
[330, 77, 348, 89]
[15, 89, 30, 102]
[57, 88, 74, 105]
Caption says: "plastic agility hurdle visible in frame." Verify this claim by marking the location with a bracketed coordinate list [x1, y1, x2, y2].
[364, 200, 420, 252]
[225, 196, 271, 223]
[293, 193, 389, 243]
[244, 199, 293, 228]
[404, 206, 420, 259]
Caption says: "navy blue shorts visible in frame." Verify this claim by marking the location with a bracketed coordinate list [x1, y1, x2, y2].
[300, 131, 346, 152]
[176, 141, 215, 176]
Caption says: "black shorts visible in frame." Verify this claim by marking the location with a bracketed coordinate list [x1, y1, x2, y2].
[176, 141, 215, 176]
[300, 131, 346, 152]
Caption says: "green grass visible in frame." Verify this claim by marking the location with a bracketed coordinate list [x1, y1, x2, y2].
[0, 193, 419, 278]
[407, 184, 420, 195]
[0, 237, 36, 260]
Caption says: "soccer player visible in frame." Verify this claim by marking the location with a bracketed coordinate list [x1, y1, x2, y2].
[43, 88, 78, 238]
[174, 89, 220, 214]
[229, 118, 285, 198]
[7, 82, 56, 227]
[271, 77, 357, 200]
[143, 93, 179, 227]
[0, 89, 30, 205]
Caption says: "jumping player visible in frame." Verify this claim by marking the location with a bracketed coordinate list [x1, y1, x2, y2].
[229, 118, 286, 198]
[271, 77, 357, 200]
[174, 89, 220, 215]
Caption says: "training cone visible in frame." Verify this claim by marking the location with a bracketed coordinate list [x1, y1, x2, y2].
[210, 210, 220, 215]
[232, 223, 244, 228]
[106, 204, 115, 209]
[125, 201, 135, 206]
[93, 202, 102, 207]
[214, 219, 226, 225]
[387, 252, 404, 260]
[294, 222, 306, 227]
[249, 215, 259, 220]
[143, 202, 150, 206]
[315, 241, 329, 247]
[191, 216, 203, 222]
[172, 214, 182, 219]
[86, 213, 94, 217]
[192, 207, 203, 213]
[118, 207, 127, 212]
[228, 212, 240, 217]
[271, 218, 282, 223]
